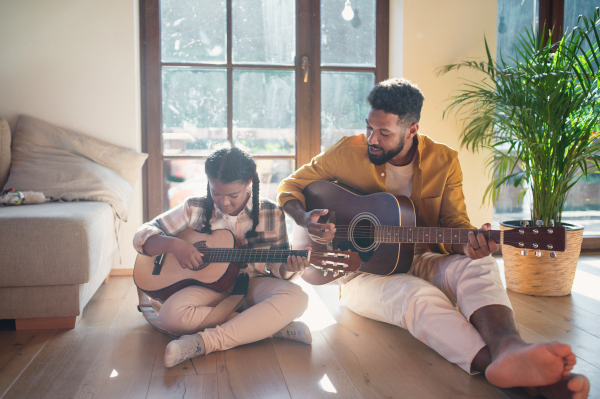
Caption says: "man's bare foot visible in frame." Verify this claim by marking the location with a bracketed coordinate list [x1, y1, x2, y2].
[485, 341, 576, 388]
[524, 374, 590, 399]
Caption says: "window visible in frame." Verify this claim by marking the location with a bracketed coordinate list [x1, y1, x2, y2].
[140, 0, 389, 222]
[494, 0, 600, 241]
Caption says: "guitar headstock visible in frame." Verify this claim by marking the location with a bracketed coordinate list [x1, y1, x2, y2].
[503, 226, 567, 252]
[309, 250, 361, 276]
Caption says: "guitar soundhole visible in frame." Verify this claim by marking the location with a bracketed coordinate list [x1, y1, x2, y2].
[192, 241, 210, 270]
[354, 220, 374, 249]
[349, 213, 380, 252]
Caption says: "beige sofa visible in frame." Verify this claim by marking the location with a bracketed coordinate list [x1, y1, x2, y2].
[0, 116, 145, 329]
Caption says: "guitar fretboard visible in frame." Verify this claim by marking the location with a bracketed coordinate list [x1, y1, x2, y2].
[374, 226, 503, 245]
[194, 247, 310, 263]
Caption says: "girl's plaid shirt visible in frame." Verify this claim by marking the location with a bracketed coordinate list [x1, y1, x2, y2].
[133, 196, 291, 279]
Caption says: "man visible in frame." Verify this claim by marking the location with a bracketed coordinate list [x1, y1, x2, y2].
[277, 78, 590, 399]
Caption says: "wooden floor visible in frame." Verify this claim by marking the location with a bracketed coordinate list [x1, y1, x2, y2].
[1, 254, 599, 399]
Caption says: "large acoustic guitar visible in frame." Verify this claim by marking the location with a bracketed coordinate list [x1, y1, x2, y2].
[298, 181, 567, 286]
[134, 228, 362, 301]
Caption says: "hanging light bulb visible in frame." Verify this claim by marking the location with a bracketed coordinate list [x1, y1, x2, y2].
[342, 0, 354, 21]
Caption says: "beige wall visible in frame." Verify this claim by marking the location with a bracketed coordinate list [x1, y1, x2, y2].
[392, 0, 497, 227]
[0, 0, 142, 270]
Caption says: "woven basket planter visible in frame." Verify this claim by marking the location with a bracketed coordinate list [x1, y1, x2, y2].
[499, 221, 584, 296]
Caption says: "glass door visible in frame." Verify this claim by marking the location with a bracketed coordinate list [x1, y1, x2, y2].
[140, 0, 389, 221]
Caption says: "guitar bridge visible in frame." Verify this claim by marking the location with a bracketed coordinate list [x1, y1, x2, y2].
[152, 254, 166, 275]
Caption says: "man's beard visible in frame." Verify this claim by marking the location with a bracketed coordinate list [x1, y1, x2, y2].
[368, 139, 405, 166]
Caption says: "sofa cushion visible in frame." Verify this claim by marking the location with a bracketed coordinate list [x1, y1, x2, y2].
[0, 202, 116, 287]
[0, 248, 115, 319]
[0, 117, 10, 189]
[3, 115, 147, 221]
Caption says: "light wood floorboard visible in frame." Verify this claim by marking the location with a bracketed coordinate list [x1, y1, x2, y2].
[272, 331, 362, 399]
[215, 339, 291, 399]
[314, 290, 437, 399]
[73, 286, 161, 399]
[0, 254, 598, 398]
[1, 276, 132, 399]
[146, 374, 218, 399]
[0, 330, 55, 398]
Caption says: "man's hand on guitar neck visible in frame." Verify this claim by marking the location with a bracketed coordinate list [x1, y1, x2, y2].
[283, 199, 336, 245]
[453, 223, 499, 260]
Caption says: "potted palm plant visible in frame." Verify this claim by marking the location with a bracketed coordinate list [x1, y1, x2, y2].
[439, 9, 600, 296]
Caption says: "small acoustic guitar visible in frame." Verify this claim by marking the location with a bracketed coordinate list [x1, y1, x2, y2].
[133, 228, 362, 301]
[298, 181, 567, 286]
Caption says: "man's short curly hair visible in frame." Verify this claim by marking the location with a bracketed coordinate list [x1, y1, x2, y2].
[366, 78, 425, 125]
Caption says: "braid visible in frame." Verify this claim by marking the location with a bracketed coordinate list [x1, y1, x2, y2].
[245, 171, 260, 239]
[199, 183, 213, 234]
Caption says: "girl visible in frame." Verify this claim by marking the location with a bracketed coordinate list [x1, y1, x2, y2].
[133, 144, 311, 367]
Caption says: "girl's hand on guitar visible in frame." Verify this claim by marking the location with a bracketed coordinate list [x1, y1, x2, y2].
[282, 247, 312, 278]
[172, 239, 204, 270]
[303, 209, 336, 244]
[464, 223, 499, 260]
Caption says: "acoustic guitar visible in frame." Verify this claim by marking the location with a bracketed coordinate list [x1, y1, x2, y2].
[133, 228, 362, 301]
[297, 181, 567, 286]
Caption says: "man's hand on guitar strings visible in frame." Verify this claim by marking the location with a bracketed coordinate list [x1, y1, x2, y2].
[304, 209, 336, 244]
[464, 223, 499, 260]
[171, 239, 205, 270]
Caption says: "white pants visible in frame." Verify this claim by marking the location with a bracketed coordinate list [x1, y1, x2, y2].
[159, 276, 309, 354]
[341, 252, 512, 373]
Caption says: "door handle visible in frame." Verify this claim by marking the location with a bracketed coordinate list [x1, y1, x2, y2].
[301, 56, 308, 83]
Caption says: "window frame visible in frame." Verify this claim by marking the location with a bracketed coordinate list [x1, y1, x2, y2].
[538, 0, 565, 44]
[529, 0, 600, 249]
[139, 0, 389, 221]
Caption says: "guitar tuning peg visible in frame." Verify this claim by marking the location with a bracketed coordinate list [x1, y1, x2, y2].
[520, 250, 529, 256]
[535, 250, 543, 257]
[536, 220, 543, 227]
[520, 220, 530, 227]
[550, 252, 557, 258]
[333, 271, 340, 277]
[550, 219, 555, 227]
[323, 269, 328, 276]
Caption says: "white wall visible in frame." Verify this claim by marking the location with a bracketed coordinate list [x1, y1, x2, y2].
[0, 0, 142, 270]
[391, 0, 497, 227]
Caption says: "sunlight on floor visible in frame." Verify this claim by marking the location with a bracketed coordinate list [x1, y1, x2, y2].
[494, 257, 508, 288]
[571, 269, 600, 301]
[295, 279, 338, 332]
[318, 374, 338, 393]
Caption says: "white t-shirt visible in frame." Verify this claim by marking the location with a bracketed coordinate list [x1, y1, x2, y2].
[385, 156, 415, 198]
[223, 214, 242, 240]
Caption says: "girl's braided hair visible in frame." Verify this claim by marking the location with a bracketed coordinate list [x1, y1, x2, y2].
[200, 143, 260, 239]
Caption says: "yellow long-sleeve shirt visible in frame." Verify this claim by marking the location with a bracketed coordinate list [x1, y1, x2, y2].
[277, 133, 475, 254]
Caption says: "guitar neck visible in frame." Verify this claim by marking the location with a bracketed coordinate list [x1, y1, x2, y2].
[374, 226, 502, 245]
[195, 247, 310, 263]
